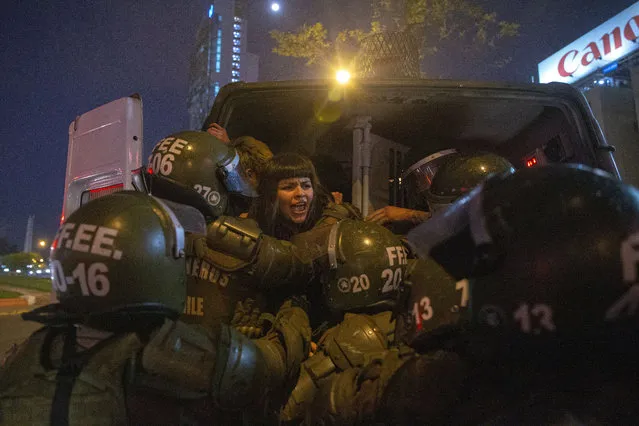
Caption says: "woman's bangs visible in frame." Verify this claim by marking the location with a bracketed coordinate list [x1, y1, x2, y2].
[272, 162, 315, 183]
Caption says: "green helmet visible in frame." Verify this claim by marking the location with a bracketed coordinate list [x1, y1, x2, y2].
[148, 131, 255, 216]
[324, 219, 409, 314]
[426, 153, 515, 213]
[49, 191, 186, 329]
[401, 149, 460, 211]
[408, 164, 639, 361]
[397, 257, 468, 349]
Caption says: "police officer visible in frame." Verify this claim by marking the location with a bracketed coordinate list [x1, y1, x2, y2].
[0, 191, 311, 425]
[394, 151, 515, 349]
[146, 131, 315, 340]
[424, 151, 515, 214]
[367, 150, 514, 234]
[302, 164, 639, 425]
[280, 219, 413, 423]
[366, 148, 460, 229]
[401, 164, 639, 424]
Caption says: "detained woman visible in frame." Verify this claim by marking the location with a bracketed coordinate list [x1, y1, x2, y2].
[249, 153, 361, 329]
[249, 153, 359, 241]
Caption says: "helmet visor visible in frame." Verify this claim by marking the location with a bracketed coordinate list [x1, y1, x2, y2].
[152, 197, 186, 259]
[401, 149, 459, 209]
[407, 184, 492, 278]
[219, 152, 257, 197]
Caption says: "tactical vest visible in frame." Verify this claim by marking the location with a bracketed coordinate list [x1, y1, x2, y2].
[180, 233, 270, 335]
[0, 327, 142, 425]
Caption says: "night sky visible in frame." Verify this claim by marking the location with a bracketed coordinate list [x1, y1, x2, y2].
[1, 0, 635, 248]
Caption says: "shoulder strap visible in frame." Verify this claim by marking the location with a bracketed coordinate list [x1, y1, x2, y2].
[50, 326, 79, 426]
[46, 327, 120, 426]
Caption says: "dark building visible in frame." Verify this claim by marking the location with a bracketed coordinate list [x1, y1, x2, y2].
[187, 1, 259, 129]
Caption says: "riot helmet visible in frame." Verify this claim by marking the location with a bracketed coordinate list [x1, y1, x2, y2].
[401, 149, 460, 210]
[426, 152, 515, 214]
[407, 164, 639, 360]
[323, 219, 409, 314]
[397, 257, 469, 349]
[148, 131, 255, 216]
[49, 191, 186, 329]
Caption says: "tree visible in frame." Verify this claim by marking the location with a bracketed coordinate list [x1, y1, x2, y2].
[270, 0, 519, 74]
[1, 252, 41, 271]
[0, 237, 18, 256]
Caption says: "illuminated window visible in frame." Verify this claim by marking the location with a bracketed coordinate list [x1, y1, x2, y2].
[232, 70, 240, 77]
[208, 5, 214, 18]
[233, 39, 240, 46]
[232, 54, 240, 61]
[234, 16, 241, 22]
[214, 82, 220, 96]
[233, 47, 240, 54]
[233, 31, 240, 38]
[233, 24, 241, 30]
[216, 29, 222, 72]
[231, 78, 239, 82]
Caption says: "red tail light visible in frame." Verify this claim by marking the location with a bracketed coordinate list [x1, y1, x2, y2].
[81, 183, 124, 205]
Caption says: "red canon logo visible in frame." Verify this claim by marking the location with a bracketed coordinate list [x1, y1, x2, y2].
[558, 15, 639, 77]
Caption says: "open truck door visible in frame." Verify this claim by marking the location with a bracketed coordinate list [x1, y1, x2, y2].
[61, 94, 143, 223]
[203, 80, 620, 215]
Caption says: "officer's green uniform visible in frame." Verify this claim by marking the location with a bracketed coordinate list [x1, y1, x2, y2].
[181, 217, 313, 337]
[281, 217, 414, 423]
[0, 192, 311, 425]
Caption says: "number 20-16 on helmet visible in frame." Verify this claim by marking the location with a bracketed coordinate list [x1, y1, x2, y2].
[408, 164, 639, 359]
[50, 191, 186, 330]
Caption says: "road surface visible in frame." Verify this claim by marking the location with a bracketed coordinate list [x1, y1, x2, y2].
[0, 306, 42, 357]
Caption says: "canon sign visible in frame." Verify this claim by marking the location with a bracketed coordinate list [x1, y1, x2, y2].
[538, 2, 639, 84]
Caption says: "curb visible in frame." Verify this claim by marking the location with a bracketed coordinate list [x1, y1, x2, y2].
[0, 295, 36, 308]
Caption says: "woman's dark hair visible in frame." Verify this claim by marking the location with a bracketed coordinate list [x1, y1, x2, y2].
[249, 152, 330, 239]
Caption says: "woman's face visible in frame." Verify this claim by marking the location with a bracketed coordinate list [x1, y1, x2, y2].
[277, 177, 314, 223]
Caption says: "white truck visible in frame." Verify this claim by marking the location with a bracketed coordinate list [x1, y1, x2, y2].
[62, 79, 626, 220]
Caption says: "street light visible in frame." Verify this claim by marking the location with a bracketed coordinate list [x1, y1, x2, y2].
[335, 69, 351, 85]
[38, 240, 46, 248]
[270, 2, 280, 12]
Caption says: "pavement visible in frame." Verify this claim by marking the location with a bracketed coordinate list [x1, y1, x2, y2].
[0, 285, 50, 361]
[0, 284, 51, 309]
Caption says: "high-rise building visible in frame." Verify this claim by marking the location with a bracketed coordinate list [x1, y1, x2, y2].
[187, 1, 259, 129]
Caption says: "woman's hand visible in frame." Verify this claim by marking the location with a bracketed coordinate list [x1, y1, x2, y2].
[366, 206, 430, 226]
[206, 123, 231, 143]
[309, 341, 318, 357]
[331, 192, 343, 204]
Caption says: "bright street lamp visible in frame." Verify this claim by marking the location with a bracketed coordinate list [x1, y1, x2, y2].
[270, 2, 280, 12]
[38, 240, 47, 248]
[335, 69, 351, 85]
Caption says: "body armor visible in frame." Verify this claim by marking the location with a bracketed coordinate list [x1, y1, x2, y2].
[181, 216, 315, 335]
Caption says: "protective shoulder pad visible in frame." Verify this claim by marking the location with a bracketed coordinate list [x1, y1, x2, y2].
[185, 233, 251, 272]
[205, 216, 262, 262]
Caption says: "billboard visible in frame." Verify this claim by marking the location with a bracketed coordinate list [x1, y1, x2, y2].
[538, 2, 639, 84]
